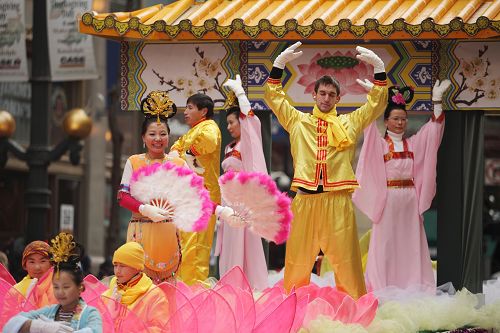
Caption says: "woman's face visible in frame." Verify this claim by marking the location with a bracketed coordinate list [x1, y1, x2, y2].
[25, 253, 51, 279]
[142, 122, 169, 156]
[53, 271, 81, 310]
[226, 113, 241, 140]
[384, 108, 408, 134]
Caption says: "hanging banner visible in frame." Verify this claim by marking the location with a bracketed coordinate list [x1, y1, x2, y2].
[47, 0, 97, 81]
[0, 0, 29, 82]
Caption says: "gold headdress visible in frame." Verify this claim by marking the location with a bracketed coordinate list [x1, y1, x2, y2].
[220, 90, 239, 111]
[49, 232, 77, 277]
[141, 90, 177, 122]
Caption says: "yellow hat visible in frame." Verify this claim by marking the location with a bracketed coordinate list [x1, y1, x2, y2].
[112, 242, 145, 271]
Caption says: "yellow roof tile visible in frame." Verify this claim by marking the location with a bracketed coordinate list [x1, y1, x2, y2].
[79, 0, 500, 40]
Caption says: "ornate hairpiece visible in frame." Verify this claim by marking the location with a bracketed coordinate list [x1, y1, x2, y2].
[221, 90, 239, 111]
[49, 233, 76, 277]
[141, 90, 177, 122]
[388, 86, 414, 108]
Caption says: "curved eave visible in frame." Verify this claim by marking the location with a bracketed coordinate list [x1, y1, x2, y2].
[79, 14, 500, 41]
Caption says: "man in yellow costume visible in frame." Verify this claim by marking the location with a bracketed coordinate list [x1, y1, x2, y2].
[171, 93, 221, 285]
[264, 42, 388, 299]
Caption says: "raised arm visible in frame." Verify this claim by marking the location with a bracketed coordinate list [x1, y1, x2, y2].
[264, 42, 305, 132]
[223, 75, 251, 115]
[223, 75, 267, 173]
[347, 47, 388, 132]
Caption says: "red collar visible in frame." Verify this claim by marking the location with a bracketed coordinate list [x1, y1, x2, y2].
[191, 117, 207, 128]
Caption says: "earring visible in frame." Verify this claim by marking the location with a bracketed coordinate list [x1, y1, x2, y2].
[143, 142, 145, 149]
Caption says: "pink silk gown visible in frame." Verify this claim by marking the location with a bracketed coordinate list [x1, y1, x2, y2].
[353, 114, 445, 291]
[215, 111, 268, 290]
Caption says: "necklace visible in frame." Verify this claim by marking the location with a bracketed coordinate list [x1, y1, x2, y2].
[145, 152, 168, 165]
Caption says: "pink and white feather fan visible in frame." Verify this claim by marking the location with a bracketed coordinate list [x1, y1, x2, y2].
[130, 162, 213, 232]
[219, 171, 292, 244]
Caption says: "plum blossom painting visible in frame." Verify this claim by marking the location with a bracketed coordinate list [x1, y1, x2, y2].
[452, 41, 500, 110]
[139, 43, 228, 107]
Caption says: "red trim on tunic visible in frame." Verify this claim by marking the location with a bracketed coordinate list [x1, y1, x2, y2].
[431, 112, 445, 123]
[191, 117, 207, 128]
[224, 150, 242, 160]
[267, 78, 281, 85]
[189, 145, 200, 156]
[387, 179, 415, 188]
[383, 134, 414, 162]
[239, 110, 254, 119]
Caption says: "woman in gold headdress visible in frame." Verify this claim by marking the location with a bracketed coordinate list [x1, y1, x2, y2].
[117, 91, 185, 284]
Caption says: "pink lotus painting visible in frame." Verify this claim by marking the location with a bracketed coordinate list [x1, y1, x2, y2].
[297, 50, 374, 96]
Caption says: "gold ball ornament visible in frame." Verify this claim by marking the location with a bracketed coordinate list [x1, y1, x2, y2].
[0, 110, 16, 138]
[63, 108, 93, 139]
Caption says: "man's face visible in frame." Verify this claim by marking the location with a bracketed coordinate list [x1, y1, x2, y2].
[183, 102, 207, 127]
[113, 263, 140, 284]
[312, 84, 340, 113]
[24, 253, 51, 279]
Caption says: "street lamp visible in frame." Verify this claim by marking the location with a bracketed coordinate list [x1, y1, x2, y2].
[0, 0, 94, 244]
[0, 108, 92, 241]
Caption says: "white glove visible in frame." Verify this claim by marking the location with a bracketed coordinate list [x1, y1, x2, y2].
[432, 79, 451, 102]
[139, 204, 168, 222]
[223, 75, 251, 115]
[273, 42, 303, 69]
[30, 318, 74, 333]
[215, 205, 245, 228]
[25, 278, 38, 297]
[432, 79, 451, 118]
[356, 78, 374, 92]
[185, 153, 205, 174]
[356, 46, 385, 74]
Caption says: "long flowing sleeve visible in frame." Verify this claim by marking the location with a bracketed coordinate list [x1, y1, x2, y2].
[239, 113, 267, 173]
[352, 122, 388, 223]
[408, 113, 445, 215]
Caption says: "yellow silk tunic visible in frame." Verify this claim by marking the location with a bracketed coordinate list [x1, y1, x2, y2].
[170, 119, 221, 285]
[171, 119, 221, 203]
[264, 78, 388, 192]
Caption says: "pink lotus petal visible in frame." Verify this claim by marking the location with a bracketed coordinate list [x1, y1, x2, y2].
[303, 298, 335, 326]
[334, 294, 357, 323]
[352, 293, 378, 326]
[0, 264, 16, 286]
[253, 293, 297, 333]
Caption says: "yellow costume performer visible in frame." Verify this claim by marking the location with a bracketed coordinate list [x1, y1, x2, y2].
[103, 242, 169, 333]
[265, 43, 388, 299]
[171, 118, 221, 285]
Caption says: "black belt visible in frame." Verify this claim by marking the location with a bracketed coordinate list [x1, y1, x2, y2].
[298, 185, 324, 194]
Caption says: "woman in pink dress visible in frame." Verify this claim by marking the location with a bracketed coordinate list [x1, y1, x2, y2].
[353, 80, 451, 291]
[214, 75, 268, 290]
